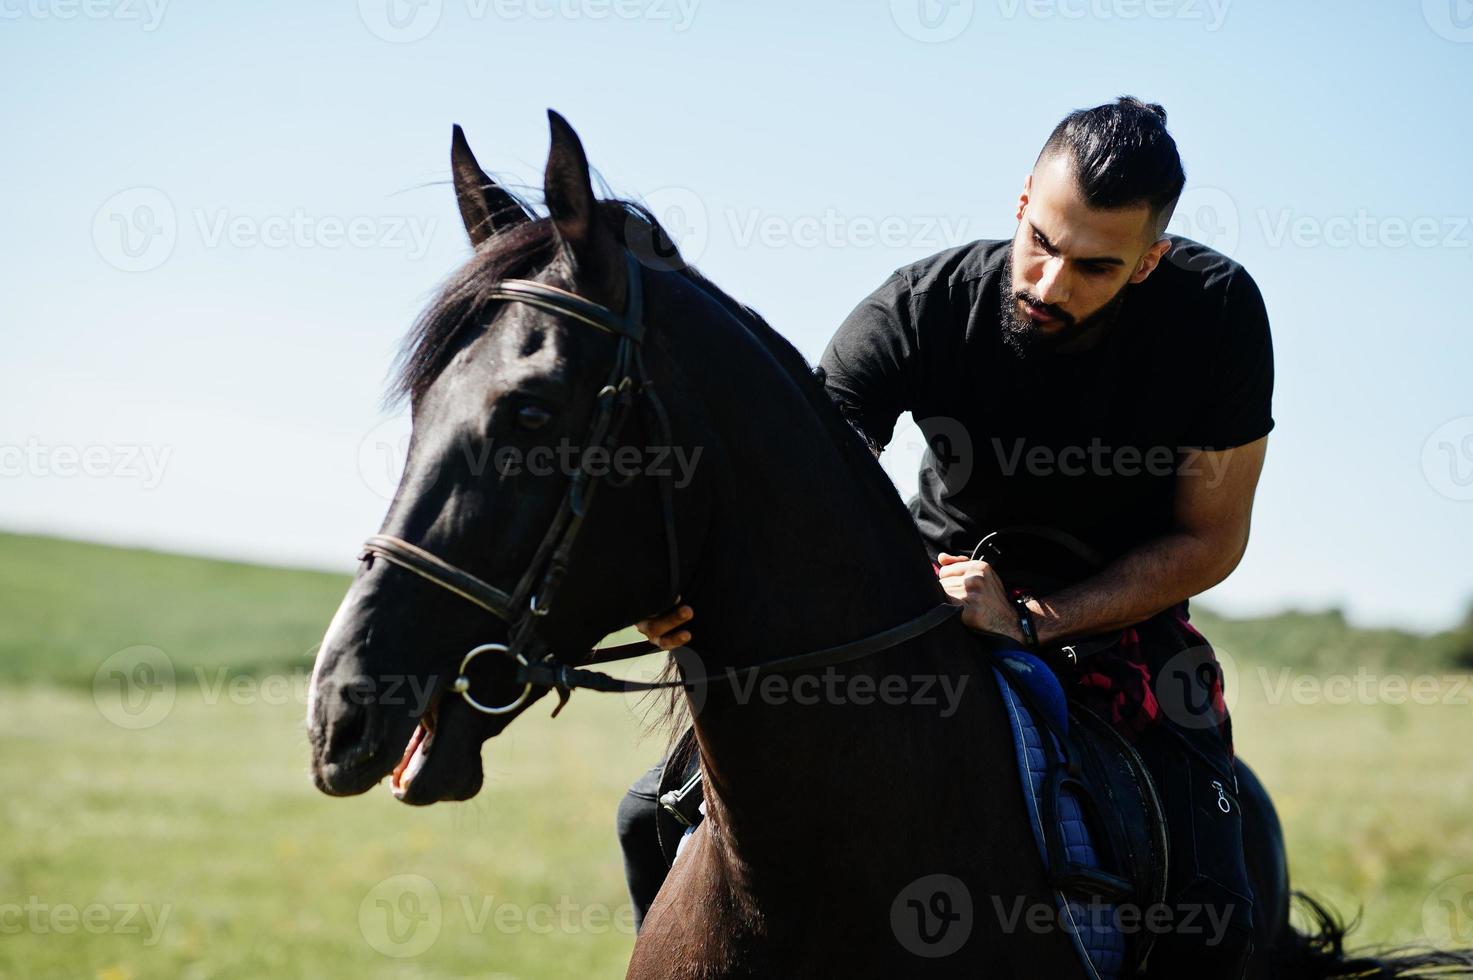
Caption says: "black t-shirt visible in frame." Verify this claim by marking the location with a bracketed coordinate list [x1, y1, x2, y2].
[818, 237, 1275, 564]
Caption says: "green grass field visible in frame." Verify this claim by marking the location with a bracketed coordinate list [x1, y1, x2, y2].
[2, 531, 1472, 979]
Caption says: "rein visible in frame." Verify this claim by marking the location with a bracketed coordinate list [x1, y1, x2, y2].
[360, 248, 960, 718]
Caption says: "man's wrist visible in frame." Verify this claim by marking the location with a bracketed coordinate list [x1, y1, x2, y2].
[1013, 594, 1039, 649]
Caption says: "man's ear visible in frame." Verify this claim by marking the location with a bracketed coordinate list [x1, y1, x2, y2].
[1130, 236, 1174, 284]
[1016, 174, 1032, 222]
[451, 124, 531, 247]
[543, 110, 621, 293]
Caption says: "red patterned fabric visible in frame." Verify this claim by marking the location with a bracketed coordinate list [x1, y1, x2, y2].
[939, 559, 1232, 753]
[1069, 603, 1231, 754]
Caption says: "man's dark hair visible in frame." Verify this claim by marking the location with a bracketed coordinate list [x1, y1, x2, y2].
[1036, 96, 1186, 239]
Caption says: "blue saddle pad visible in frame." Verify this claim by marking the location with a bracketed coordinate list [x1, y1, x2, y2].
[993, 650, 1127, 980]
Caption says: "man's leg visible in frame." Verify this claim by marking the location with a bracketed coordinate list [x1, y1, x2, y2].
[616, 759, 669, 930]
[1133, 718, 1257, 979]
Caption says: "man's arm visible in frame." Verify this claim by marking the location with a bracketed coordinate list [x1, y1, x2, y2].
[1029, 436, 1267, 642]
[943, 437, 1268, 644]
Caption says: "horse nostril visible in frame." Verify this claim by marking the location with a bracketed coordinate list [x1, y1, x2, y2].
[323, 681, 376, 763]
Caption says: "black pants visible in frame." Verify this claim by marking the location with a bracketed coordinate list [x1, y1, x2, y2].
[1134, 714, 1256, 978]
[616, 719, 1255, 977]
[616, 759, 670, 931]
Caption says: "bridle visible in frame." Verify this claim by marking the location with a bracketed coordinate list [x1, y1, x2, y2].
[359, 248, 960, 719]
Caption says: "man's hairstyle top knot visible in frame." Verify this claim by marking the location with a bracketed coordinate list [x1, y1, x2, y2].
[1037, 95, 1186, 237]
[1119, 95, 1168, 124]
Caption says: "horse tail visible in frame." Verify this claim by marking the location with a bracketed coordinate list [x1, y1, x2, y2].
[1269, 891, 1473, 978]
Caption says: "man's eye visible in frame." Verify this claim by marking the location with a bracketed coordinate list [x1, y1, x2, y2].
[516, 405, 553, 430]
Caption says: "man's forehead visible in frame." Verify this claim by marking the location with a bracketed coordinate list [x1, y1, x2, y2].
[1028, 154, 1153, 258]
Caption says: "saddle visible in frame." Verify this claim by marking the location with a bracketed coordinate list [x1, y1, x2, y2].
[654, 654, 1170, 978]
[653, 527, 1173, 978]
[991, 648, 1169, 978]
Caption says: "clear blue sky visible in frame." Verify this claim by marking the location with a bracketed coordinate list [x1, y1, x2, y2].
[3, 0, 1471, 629]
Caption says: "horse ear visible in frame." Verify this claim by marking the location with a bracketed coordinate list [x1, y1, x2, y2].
[543, 110, 618, 279]
[451, 124, 529, 247]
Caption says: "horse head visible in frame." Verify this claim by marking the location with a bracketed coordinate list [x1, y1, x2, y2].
[307, 113, 708, 804]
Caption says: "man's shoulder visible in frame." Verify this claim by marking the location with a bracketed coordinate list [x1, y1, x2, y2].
[890, 239, 1011, 297]
[1150, 236, 1260, 302]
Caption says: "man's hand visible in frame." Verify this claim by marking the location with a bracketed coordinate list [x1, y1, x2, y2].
[635, 604, 694, 650]
[937, 553, 1025, 644]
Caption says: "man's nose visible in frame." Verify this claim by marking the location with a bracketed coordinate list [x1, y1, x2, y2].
[1034, 257, 1070, 306]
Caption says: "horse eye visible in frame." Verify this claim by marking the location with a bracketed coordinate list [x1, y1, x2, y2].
[516, 405, 553, 430]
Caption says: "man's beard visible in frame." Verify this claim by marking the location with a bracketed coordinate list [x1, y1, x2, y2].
[1000, 252, 1130, 360]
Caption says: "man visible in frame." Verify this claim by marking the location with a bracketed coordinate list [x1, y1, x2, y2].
[621, 97, 1273, 979]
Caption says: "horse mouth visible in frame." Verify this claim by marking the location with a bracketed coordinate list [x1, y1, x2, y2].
[390, 689, 442, 801]
[385, 684, 488, 805]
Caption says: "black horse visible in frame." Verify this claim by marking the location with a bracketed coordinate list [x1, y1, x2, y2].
[307, 112, 1473, 979]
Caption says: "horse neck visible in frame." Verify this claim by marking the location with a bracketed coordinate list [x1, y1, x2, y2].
[665, 291, 941, 667]
[658, 280, 973, 868]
